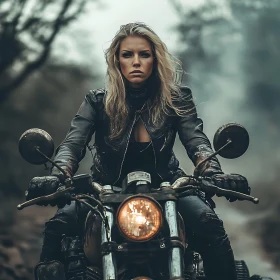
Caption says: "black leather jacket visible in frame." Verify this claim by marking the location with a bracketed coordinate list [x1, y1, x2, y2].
[51, 86, 222, 185]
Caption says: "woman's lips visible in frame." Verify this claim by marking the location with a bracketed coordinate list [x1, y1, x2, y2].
[130, 70, 143, 74]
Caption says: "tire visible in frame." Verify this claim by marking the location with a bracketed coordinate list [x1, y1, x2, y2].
[250, 276, 273, 280]
[235, 260, 250, 280]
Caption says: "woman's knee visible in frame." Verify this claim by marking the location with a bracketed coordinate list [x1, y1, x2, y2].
[195, 211, 225, 237]
[193, 211, 231, 253]
[44, 201, 87, 236]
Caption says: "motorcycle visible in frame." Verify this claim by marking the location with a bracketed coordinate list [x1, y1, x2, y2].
[17, 123, 273, 280]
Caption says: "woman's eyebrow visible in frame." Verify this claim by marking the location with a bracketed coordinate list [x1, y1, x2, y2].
[121, 49, 151, 52]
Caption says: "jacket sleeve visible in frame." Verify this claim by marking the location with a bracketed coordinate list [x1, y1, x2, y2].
[51, 91, 98, 180]
[176, 87, 223, 176]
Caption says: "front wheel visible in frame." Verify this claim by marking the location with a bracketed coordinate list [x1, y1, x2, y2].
[250, 276, 273, 280]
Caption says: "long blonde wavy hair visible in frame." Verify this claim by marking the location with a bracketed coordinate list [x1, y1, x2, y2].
[104, 22, 190, 140]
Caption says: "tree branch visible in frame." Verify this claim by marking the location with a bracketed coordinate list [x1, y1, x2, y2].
[0, 0, 89, 103]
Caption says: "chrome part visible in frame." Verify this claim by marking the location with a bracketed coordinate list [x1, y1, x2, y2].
[101, 206, 117, 280]
[127, 171, 151, 184]
[160, 181, 171, 188]
[164, 201, 184, 279]
[103, 185, 113, 191]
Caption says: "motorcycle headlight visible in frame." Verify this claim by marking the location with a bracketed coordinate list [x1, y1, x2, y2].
[117, 195, 162, 242]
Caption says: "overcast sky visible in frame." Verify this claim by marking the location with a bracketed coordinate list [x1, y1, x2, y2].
[54, 0, 207, 71]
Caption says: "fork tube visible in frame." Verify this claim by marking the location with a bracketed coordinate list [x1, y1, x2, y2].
[101, 206, 117, 280]
[164, 201, 184, 280]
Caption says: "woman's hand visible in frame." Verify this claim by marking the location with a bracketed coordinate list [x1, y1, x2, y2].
[211, 173, 251, 202]
[25, 176, 71, 208]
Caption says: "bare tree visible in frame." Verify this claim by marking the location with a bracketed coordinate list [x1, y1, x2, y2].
[0, 0, 90, 103]
[169, 0, 233, 73]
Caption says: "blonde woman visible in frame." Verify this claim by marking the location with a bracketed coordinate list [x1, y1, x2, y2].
[26, 23, 250, 280]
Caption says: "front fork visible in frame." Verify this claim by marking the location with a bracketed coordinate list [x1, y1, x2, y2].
[101, 202, 184, 280]
[101, 205, 117, 280]
[164, 200, 184, 280]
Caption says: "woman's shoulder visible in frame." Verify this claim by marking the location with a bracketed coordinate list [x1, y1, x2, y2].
[178, 85, 192, 98]
[84, 88, 106, 107]
[86, 88, 106, 101]
[172, 85, 193, 104]
[171, 85, 195, 115]
[82, 88, 107, 113]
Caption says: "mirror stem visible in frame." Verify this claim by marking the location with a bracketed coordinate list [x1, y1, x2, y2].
[35, 147, 70, 179]
[195, 139, 232, 171]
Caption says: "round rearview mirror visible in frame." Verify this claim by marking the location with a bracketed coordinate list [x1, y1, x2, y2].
[18, 128, 54, 165]
[213, 123, 249, 159]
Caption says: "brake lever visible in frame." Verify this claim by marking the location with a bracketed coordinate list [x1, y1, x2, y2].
[199, 178, 259, 204]
[17, 186, 74, 210]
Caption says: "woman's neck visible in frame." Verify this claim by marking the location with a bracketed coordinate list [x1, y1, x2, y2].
[126, 84, 149, 110]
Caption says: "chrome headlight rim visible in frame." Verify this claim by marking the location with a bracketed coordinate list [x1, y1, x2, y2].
[116, 194, 163, 242]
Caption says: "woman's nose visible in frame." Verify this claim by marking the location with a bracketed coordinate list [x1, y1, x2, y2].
[133, 55, 140, 66]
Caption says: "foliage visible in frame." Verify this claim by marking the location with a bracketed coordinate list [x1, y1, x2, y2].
[0, 0, 89, 103]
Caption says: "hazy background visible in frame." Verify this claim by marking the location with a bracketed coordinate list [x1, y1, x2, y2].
[1, 0, 279, 279]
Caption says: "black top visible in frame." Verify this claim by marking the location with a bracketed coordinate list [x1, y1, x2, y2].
[116, 140, 162, 187]
[116, 85, 162, 187]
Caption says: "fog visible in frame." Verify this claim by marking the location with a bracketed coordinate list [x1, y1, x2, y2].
[1, 0, 279, 279]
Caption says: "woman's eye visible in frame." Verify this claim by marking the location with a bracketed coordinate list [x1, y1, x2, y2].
[141, 53, 151, 58]
[122, 53, 132, 58]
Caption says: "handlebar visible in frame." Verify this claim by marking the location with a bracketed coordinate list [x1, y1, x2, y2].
[17, 175, 259, 210]
[17, 180, 104, 210]
[171, 176, 259, 204]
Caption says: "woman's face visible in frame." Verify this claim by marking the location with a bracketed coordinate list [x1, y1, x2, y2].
[118, 35, 154, 88]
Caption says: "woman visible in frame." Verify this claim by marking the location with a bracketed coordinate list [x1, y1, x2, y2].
[27, 22, 250, 280]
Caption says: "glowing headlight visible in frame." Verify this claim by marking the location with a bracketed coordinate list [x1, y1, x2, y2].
[117, 196, 162, 242]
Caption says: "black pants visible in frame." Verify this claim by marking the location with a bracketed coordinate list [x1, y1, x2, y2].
[40, 196, 237, 280]
[178, 195, 237, 280]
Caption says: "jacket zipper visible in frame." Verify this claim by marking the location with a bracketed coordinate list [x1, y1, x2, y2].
[160, 136, 167, 152]
[113, 113, 138, 185]
[140, 115, 163, 181]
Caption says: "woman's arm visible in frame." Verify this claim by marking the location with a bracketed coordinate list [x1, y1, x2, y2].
[51, 90, 100, 180]
[176, 87, 223, 177]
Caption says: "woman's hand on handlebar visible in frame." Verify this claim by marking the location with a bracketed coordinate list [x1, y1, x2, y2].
[26, 176, 71, 208]
[211, 173, 251, 202]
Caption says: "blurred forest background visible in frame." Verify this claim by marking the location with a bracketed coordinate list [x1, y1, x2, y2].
[0, 0, 279, 279]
